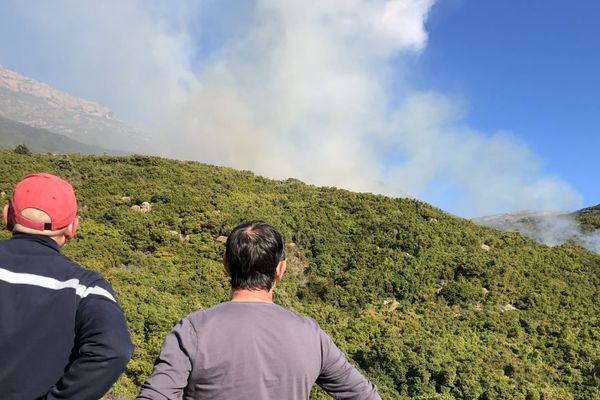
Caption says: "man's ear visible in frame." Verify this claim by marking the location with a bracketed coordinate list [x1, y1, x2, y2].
[223, 256, 231, 276]
[64, 217, 79, 241]
[3, 204, 14, 231]
[275, 260, 287, 283]
[3, 204, 9, 227]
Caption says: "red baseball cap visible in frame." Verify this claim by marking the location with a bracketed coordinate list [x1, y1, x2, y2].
[10, 173, 77, 231]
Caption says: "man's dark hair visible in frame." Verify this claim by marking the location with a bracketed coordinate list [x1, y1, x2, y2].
[225, 221, 285, 291]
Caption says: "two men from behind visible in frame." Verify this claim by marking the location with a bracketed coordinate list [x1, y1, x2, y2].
[0, 173, 133, 399]
[139, 220, 380, 399]
[0, 172, 377, 399]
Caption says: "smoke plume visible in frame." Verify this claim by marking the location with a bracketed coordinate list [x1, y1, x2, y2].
[0, 0, 584, 217]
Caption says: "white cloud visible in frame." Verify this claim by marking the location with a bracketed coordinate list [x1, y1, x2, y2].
[0, 0, 583, 216]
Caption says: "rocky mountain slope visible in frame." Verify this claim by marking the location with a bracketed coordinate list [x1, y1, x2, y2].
[0, 66, 150, 153]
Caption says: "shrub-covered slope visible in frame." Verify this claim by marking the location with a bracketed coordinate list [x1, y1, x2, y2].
[576, 204, 600, 232]
[0, 151, 598, 400]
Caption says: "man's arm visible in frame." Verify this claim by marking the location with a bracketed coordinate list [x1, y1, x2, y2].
[44, 283, 134, 400]
[316, 329, 381, 400]
[137, 317, 197, 399]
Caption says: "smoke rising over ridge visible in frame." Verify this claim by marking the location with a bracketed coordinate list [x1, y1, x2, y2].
[0, 0, 583, 217]
[473, 211, 600, 254]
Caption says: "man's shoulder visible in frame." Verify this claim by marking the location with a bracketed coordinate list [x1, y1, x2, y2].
[0, 236, 106, 284]
[50, 253, 108, 288]
[271, 303, 321, 327]
[185, 302, 321, 331]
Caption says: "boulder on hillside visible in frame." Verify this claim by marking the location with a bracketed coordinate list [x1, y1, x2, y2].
[382, 299, 400, 311]
[215, 235, 228, 244]
[500, 303, 518, 312]
[167, 230, 190, 242]
[140, 202, 152, 213]
[131, 201, 152, 213]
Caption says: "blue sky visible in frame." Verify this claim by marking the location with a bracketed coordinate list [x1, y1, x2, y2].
[0, 1, 597, 216]
[416, 0, 600, 208]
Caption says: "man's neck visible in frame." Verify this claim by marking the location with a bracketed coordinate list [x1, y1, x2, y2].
[13, 228, 66, 247]
[230, 288, 273, 303]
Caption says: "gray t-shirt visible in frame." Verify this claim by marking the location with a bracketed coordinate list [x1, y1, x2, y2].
[137, 301, 380, 399]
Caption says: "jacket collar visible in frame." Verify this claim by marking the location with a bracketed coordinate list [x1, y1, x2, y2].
[10, 233, 62, 253]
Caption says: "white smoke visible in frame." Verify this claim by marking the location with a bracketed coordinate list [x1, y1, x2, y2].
[580, 230, 600, 254]
[474, 212, 600, 254]
[174, 1, 428, 194]
[383, 93, 581, 216]
[0, 0, 585, 217]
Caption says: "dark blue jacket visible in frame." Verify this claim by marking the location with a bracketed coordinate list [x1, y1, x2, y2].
[0, 234, 134, 400]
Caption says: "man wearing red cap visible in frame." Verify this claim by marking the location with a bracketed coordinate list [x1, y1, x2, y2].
[0, 173, 134, 400]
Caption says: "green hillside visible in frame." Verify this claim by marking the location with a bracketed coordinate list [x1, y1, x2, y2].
[575, 205, 600, 232]
[0, 151, 598, 400]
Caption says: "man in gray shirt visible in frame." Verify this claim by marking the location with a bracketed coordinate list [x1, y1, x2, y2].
[138, 221, 380, 399]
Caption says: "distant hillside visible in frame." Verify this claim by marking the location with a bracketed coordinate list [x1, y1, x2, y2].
[0, 115, 123, 155]
[0, 151, 598, 399]
[0, 66, 151, 153]
[575, 204, 600, 232]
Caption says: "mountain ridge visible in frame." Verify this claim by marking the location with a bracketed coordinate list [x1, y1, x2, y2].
[0, 65, 111, 117]
[0, 66, 152, 153]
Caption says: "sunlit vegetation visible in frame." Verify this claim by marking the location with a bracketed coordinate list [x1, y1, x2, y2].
[576, 205, 600, 232]
[0, 150, 598, 399]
